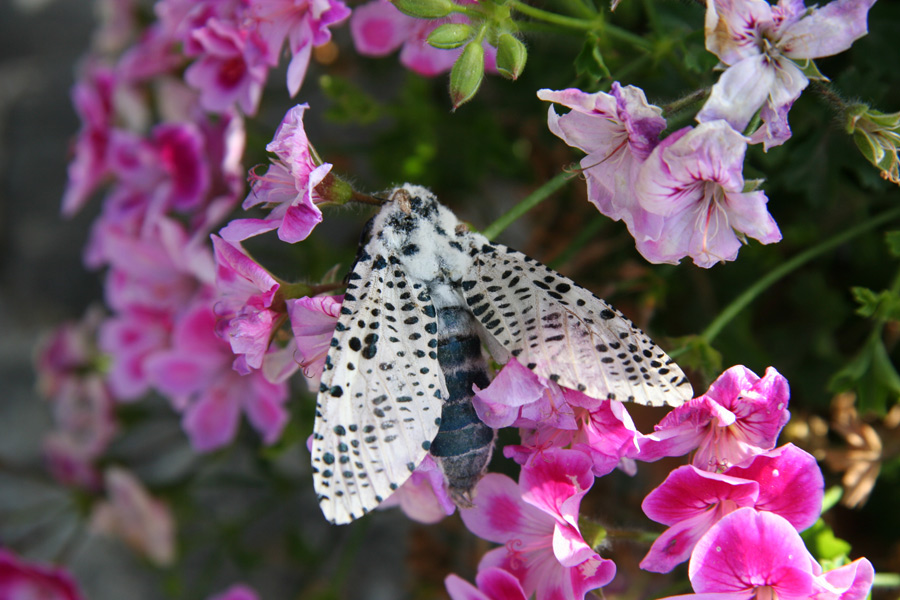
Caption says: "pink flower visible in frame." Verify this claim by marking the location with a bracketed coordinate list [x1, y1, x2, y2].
[445, 568, 528, 600]
[640, 444, 823, 573]
[184, 19, 270, 115]
[208, 584, 260, 600]
[633, 121, 782, 268]
[211, 235, 284, 375]
[659, 509, 873, 600]
[0, 550, 84, 600]
[105, 122, 210, 221]
[250, 0, 351, 96]
[637, 365, 790, 470]
[460, 449, 616, 600]
[475, 359, 637, 477]
[144, 297, 289, 451]
[697, 0, 877, 149]
[378, 455, 456, 523]
[35, 307, 105, 400]
[62, 64, 115, 216]
[89, 467, 176, 566]
[287, 294, 343, 380]
[350, 0, 496, 76]
[220, 104, 332, 243]
[98, 308, 171, 401]
[538, 84, 667, 241]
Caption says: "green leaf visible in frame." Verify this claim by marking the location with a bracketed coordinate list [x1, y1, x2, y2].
[830, 333, 900, 414]
[801, 518, 852, 562]
[319, 75, 383, 125]
[885, 231, 900, 257]
[667, 335, 722, 385]
[574, 35, 610, 82]
[850, 286, 900, 321]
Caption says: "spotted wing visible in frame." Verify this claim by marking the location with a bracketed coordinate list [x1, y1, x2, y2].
[461, 241, 692, 407]
[312, 252, 445, 524]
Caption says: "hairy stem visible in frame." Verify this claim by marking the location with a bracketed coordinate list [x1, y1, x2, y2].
[700, 206, 900, 344]
[481, 171, 575, 240]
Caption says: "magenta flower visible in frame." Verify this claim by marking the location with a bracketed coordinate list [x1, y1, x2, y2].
[698, 0, 877, 149]
[633, 121, 782, 268]
[660, 509, 873, 600]
[637, 365, 791, 470]
[250, 0, 351, 96]
[378, 454, 456, 523]
[89, 467, 176, 566]
[350, 0, 496, 76]
[98, 308, 171, 401]
[460, 449, 616, 600]
[184, 18, 270, 115]
[62, 64, 115, 217]
[35, 307, 105, 400]
[538, 84, 667, 241]
[105, 121, 210, 220]
[211, 235, 284, 376]
[144, 297, 289, 451]
[640, 444, 823, 573]
[445, 567, 528, 600]
[287, 295, 343, 381]
[208, 584, 260, 600]
[220, 104, 333, 243]
[0, 550, 84, 600]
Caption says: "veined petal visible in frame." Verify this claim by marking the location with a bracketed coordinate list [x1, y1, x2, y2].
[780, 0, 876, 60]
[697, 56, 777, 131]
[705, 0, 773, 65]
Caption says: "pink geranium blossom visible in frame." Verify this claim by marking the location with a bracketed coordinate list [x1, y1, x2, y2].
[250, 0, 351, 96]
[640, 444, 823, 573]
[220, 104, 333, 243]
[460, 449, 616, 600]
[538, 84, 667, 240]
[378, 455, 456, 523]
[0, 551, 84, 600]
[89, 467, 176, 566]
[659, 509, 873, 600]
[637, 365, 790, 470]
[350, 0, 496, 76]
[98, 308, 171, 401]
[698, 0, 878, 149]
[62, 64, 116, 216]
[144, 297, 289, 451]
[208, 584, 260, 600]
[211, 235, 284, 375]
[445, 568, 528, 600]
[184, 18, 270, 115]
[633, 120, 782, 268]
[287, 294, 343, 381]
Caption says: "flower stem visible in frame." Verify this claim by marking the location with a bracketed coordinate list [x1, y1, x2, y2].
[700, 206, 900, 344]
[506, 0, 598, 30]
[481, 171, 575, 240]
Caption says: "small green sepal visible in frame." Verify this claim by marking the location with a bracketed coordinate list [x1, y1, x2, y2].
[449, 41, 485, 109]
[495, 33, 527, 80]
[427, 23, 474, 49]
[391, 0, 454, 18]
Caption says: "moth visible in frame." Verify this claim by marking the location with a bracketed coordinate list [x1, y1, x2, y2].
[312, 184, 693, 524]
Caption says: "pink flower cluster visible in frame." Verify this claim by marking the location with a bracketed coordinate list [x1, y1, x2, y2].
[0, 551, 84, 600]
[539, 0, 876, 268]
[439, 364, 873, 600]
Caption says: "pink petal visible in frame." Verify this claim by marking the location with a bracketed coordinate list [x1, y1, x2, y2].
[640, 510, 723, 573]
[697, 57, 777, 131]
[780, 0, 876, 60]
[642, 466, 759, 525]
[350, 0, 413, 56]
[182, 384, 242, 451]
[241, 375, 289, 445]
[460, 473, 550, 545]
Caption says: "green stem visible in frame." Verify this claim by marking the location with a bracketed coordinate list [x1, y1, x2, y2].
[640, 0, 662, 35]
[550, 0, 597, 19]
[700, 206, 900, 344]
[602, 22, 654, 50]
[481, 171, 575, 240]
[506, 0, 598, 30]
[873, 572, 900, 588]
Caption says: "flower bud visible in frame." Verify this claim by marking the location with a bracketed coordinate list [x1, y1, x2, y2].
[427, 23, 474, 49]
[449, 41, 485, 109]
[391, 0, 454, 19]
[495, 33, 527, 80]
[846, 103, 900, 185]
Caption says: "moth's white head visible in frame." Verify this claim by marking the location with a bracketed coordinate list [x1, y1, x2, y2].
[369, 184, 474, 285]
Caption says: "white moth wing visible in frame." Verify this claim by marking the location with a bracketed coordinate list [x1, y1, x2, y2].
[312, 251, 445, 524]
[460, 240, 692, 407]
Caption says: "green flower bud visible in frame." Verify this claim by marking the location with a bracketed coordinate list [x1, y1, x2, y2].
[391, 0, 454, 19]
[427, 23, 474, 49]
[449, 41, 485, 109]
[846, 103, 900, 185]
[495, 33, 527, 80]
